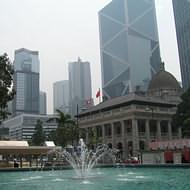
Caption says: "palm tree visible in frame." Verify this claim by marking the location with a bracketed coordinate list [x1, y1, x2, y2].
[48, 109, 75, 127]
[48, 109, 76, 146]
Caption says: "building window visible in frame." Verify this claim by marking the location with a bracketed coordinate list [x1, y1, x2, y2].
[138, 119, 146, 133]
[124, 120, 132, 134]
[161, 120, 168, 135]
[114, 122, 121, 135]
[149, 120, 157, 137]
[104, 124, 111, 136]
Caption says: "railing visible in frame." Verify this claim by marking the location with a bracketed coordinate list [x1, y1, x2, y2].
[125, 132, 132, 136]
[103, 111, 111, 116]
[112, 108, 121, 114]
[115, 133, 122, 138]
[150, 132, 157, 138]
[138, 132, 146, 137]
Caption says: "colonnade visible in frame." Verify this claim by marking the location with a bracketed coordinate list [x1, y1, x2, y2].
[84, 118, 181, 158]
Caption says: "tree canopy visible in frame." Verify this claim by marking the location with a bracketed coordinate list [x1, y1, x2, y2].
[173, 88, 190, 137]
[0, 53, 15, 123]
[48, 110, 77, 147]
[32, 120, 46, 146]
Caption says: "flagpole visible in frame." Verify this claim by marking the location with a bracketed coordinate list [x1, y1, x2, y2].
[99, 88, 101, 103]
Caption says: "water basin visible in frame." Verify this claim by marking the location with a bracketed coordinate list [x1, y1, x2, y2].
[0, 167, 190, 190]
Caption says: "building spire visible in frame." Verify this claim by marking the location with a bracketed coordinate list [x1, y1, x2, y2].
[160, 62, 165, 71]
[78, 57, 81, 62]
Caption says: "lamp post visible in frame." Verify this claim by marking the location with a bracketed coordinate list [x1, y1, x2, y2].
[76, 104, 79, 142]
[145, 106, 154, 119]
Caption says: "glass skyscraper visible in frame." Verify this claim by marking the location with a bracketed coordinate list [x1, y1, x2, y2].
[99, 0, 161, 99]
[39, 91, 47, 115]
[13, 48, 40, 115]
[53, 80, 70, 114]
[68, 58, 92, 117]
[172, 0, 190, 90]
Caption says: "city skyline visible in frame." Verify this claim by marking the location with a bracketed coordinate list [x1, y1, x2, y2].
[0, 0, 181, 113]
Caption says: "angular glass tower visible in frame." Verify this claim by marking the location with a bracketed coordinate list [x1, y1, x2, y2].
[99, 0, 161, 99]
[172, 0, 190, 90]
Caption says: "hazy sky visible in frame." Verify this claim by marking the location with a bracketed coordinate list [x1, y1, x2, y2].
[0, 0, 181, 113]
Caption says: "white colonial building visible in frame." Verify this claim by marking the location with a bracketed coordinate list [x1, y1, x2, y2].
[78, 65, 182, 159]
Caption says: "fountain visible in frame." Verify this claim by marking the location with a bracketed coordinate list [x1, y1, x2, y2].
[0, 140, 189, 189]
[62, 138, 114, 179]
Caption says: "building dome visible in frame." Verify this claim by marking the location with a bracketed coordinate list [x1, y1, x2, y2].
[148, 63, 181, 91]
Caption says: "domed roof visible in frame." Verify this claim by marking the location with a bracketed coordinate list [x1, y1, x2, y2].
[148, 63, 181, 91]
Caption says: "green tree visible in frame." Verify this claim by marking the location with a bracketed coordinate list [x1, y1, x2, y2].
[48, 110, 76, 147]
[173, 88, 190, 137]
[88, 127, 102, 149]
[0, 53, 15, 123]
[32, 120, 46, 146]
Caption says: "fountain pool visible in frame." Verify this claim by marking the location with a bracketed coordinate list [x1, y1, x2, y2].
[0, 167, 190, 190]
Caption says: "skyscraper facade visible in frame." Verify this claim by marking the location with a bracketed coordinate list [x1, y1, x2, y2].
[53, 80, 70, 114]
[13, 48, 40, 115]
[99, 0, 161, 99]
[69, 58, 92, 117]
[172, 0, 190, 90]
[39, 91, 47, 115]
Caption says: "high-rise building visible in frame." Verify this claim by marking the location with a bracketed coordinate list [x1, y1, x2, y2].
[13, 48, 40, 115]
[53, 80, 70, 114]
[172, 0, 190, 90]
[39, 91, 47, 115]
[99, 0, 161, 99]
[69, 58, 92, 117]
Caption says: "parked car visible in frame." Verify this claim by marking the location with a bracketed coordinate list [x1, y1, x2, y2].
[123, 157, 140, 164]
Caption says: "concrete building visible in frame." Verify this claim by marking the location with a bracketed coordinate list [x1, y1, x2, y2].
[69, 58, 93, 117]
[3, 114, 57, 141]
[99, 0, 161, 100]
[13, 48, 40, 115]
[78, 67, 182, 159]
[39, 91, 47, 115]
[53, 80, 70, 114]
[172, 0, 190, 90]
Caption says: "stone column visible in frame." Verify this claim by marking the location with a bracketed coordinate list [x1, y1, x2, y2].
[145, 119, 150, 150]
[102, 125, 105, 144]
[156, 120, 161, 141]
[132, 119, 139, 156]
[168, 120, 172, 140]
[111, 123, 115, 148]
[178, 127, 182, 139]
[121, 120, 127, 159]
[85, 128, 89, 144]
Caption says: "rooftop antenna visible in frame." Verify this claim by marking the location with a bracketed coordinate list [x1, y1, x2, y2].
[78, 57, 81, 62]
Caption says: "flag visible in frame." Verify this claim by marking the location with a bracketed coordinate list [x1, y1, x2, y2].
[96, 89, 100, 98]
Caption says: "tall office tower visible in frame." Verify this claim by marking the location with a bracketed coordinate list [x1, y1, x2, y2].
[99, 0, 161, 99]
[53, 80, 70, 114]
[69, 58, 92, 117]
[172, 0, 190, 90]
[13, 48, 40, 115]
[39, 91, 47, 115]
